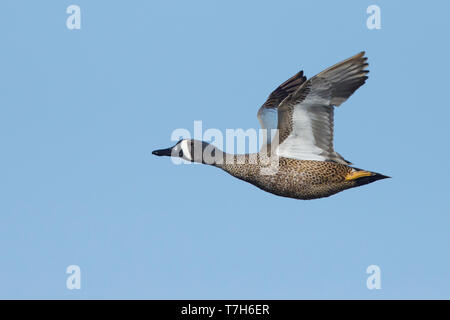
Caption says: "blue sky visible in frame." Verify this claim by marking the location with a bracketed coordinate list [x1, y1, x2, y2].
[1, 0, 449, 299]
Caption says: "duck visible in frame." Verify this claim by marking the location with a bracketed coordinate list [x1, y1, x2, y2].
[153, 52, 389, 200]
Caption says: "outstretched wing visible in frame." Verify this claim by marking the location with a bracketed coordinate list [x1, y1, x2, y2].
[257, 71, 307, 146]
[276, 52, 369, 164]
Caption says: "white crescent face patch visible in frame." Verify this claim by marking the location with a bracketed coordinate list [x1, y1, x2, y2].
[180, 140, 192, 161]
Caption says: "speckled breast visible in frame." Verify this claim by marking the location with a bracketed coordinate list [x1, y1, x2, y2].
[249, 159, 355, 200]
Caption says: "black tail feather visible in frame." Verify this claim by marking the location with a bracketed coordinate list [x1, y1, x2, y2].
[354, 173, 390, 187]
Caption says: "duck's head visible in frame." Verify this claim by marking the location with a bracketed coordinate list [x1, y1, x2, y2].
[152, 139, 222, 164]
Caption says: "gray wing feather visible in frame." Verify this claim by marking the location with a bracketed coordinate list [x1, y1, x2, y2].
[257, 71, 307, 147]
[276, 52, 369, 164]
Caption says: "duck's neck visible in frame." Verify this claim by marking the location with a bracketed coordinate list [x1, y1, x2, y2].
[200, 145, 278, 180]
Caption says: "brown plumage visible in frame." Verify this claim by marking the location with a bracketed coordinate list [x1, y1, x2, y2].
[153, 52, 389, 200]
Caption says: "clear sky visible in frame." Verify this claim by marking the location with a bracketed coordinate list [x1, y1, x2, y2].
[1, 0, 449, 299]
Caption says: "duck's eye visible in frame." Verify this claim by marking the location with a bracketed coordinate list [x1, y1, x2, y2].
[179, 149, 183, 157]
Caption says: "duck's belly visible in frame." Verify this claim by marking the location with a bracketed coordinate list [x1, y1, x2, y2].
[249, 160, 354, 200]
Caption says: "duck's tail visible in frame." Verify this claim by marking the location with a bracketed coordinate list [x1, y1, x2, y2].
[345, 168, 391, 187]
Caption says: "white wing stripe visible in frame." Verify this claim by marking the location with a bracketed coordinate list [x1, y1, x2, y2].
[276, 105, 332, 161]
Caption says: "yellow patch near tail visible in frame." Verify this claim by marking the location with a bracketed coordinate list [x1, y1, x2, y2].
[345, 170, 374, 181]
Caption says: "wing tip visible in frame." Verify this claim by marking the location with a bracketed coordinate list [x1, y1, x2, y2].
[356, 51, 366, 58]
